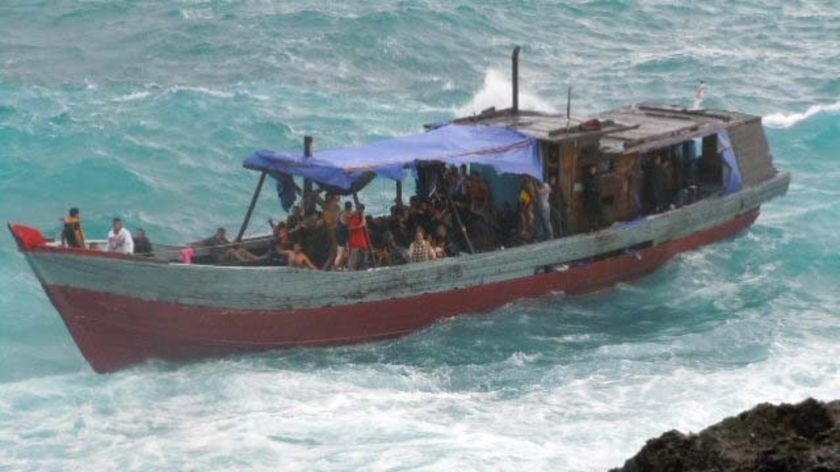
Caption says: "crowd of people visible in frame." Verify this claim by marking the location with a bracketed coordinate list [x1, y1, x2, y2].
[252, 164, 578, 271]
[57, 162, 618, 269]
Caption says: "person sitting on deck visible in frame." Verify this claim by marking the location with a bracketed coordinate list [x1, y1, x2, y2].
[279, 243, 319, 270]
[583, 164, 606, 231]
[376, 230, 408, 266]
[201, 227, 259, 263]
[133, 228, 153, 256]
[266, 222, 291, 265]
[223, 243, 261, 263]
[60, 207, 86, 248]
[408, 228, 436, 263]
[107, 218, 134, 254]
[432, 224, 458, 258]
[179, 245, 195, 264]
[202, 227, 230, 261]
[348, 203, 371, 271]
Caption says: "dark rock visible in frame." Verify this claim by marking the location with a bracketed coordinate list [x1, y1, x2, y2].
[611, 398, 840, 472]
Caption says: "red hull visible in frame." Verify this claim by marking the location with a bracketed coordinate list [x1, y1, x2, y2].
[38, 210, 759, 373]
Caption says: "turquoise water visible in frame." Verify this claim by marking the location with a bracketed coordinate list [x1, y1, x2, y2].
[1, 1, 838, 470]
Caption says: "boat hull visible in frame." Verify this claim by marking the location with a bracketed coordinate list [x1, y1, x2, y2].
[40, 209, 758, 373]
[9, 171, 790, 372]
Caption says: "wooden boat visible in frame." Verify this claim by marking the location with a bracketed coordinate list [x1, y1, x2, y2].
[9, 52, 790, 373]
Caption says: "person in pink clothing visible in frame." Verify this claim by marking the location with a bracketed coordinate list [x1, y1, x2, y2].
[179, 246, 195, 264]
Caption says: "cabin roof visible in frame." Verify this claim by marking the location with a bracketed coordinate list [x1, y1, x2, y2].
[451, 103, 760, 154]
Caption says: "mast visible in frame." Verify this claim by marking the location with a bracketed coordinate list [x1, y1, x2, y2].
[512, 46, 521, 114]
[303, 135, 315, 215]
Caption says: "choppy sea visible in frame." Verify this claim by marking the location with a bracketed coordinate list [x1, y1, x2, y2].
[1, 1, 838, 470]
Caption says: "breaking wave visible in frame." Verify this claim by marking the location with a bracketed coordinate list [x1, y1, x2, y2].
[763, 100, 840, 128]
[457, 69, 557, 117]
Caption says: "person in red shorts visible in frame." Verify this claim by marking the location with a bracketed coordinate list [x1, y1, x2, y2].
[348, 203, 371, 271]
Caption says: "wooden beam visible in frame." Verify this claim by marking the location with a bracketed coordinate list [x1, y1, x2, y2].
[447, 197, 475, 254]
[303, 136, 315, 215]
[236, 171, 267, 242]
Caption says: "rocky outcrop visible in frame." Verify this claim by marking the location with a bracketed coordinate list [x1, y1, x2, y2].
[611, 398, 840, 472]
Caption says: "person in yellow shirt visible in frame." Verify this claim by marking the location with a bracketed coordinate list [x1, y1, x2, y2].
[519, 181, 535, 241]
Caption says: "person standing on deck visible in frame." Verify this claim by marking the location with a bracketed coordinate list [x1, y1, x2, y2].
[693, 80, 706, 110]
[319, 194, 341, 270]
[60, 207, 86, 248]
[333, 201, 353, 269]
[107, 218, 134, 254]
[535, 179, 554, 240]
[582, 165, 606, 232]
[348, 203, 371, 270]
[518, 182, 536, 241]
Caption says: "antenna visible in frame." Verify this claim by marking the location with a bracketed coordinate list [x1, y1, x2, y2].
[512, 46, 521, 114]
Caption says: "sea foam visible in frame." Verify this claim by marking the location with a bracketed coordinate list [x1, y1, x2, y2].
[764, 100, 840, 128]
[457, 69, 557, 117]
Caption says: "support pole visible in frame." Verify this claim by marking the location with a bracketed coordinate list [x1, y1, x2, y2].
[512, 46, 521, 114]
[303, 135, 314, 215]
[236, 170, 267, 242]
[447, 197, 475, 254]
[395, 180, 403, 207]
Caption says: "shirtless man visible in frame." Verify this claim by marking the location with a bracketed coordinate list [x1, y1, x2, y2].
[280, 243, 319, 270]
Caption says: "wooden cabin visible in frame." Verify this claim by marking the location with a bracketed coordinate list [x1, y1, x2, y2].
[454, 103, 775, 236]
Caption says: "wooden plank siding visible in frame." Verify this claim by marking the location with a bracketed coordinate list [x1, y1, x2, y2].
[27, 172, 790, 313]
[729, 119, 777, 186]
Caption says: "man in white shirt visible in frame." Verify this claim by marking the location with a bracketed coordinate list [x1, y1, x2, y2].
[107, 217, 134, 254]
[536, 180, 554, 240]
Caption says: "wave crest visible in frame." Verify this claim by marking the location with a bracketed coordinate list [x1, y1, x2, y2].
[458, 69, 556, 116]
[763, 100, 840, 128]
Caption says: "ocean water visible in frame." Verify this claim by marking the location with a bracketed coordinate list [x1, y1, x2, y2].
[1, 1, 838, 470]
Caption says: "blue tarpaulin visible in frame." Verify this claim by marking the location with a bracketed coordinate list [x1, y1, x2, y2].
[243, 125, 542, 190]
[717, 129, 743, 194]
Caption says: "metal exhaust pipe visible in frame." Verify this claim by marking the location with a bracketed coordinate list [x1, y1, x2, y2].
[512, 46, 520, 114]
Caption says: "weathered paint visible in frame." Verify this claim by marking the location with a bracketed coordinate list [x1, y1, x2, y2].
[11, 171, 789, 372]
[44, 210, 759, 373]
